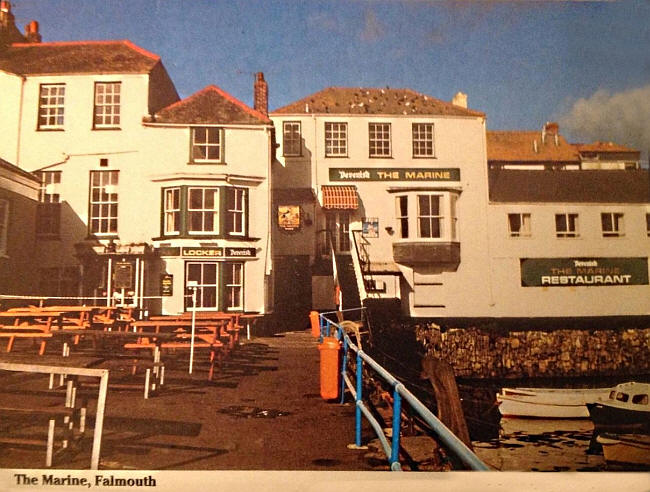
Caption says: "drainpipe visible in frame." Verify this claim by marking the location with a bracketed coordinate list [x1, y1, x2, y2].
[16, 75, 26, 167]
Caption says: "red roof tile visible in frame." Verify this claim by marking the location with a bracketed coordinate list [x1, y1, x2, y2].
[271, 87, 484, 117]
[152, 85, 271, 125]
[0, 40, 160, 75]
[487, 130, 580, 164]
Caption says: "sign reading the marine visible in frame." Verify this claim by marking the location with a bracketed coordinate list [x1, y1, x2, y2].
[278, 205, 300, 232]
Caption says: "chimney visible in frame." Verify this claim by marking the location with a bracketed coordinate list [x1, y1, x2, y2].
[452, 91, 468, 109]
[25, 20, 41, 43]
[254, 72, 268, 116]
[544, 121, 559, 134]
[0, 1, 13, 27]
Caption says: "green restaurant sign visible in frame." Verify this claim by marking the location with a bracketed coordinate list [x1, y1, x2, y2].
[520, 257, 649, 287]
[329, 167, 460, 182]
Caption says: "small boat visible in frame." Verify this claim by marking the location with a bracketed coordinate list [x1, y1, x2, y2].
[497, 386, 611, 419]
[586, 381, 650, 433]
[597, 433, 650, 468]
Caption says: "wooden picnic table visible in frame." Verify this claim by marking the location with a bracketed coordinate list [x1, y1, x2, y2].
[0, 311, 66, 354]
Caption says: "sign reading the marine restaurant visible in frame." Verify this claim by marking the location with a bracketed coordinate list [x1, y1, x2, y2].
[329, 168, 460, 182]
[520, 258, 649, 287]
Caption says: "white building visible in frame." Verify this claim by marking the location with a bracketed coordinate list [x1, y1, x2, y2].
[0, 5, 274, 315]
[271, 93, 650, 320]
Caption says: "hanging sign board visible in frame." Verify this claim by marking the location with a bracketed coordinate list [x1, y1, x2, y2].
[362, 218, 379, 238]
[278, 205, 300, 231]
[113, 261, 133, 289]
[160, 274, 173, 296]
[520, 257, 649, 287]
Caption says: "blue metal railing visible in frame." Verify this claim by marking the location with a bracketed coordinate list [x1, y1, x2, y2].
[319, 309, 489, 471]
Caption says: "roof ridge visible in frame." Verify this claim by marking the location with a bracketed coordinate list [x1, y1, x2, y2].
[206, 84, 271, 123]
[9, 39, 160, 60]
[157, 85, 271, 124]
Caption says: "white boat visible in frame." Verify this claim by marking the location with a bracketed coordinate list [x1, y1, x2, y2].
[497, 386, 611, 418]
[586, 381, 650, 432]
[597, 433, 650, 467]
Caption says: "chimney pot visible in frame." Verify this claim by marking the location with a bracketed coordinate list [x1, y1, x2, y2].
[253, 71, 268, 116]
[452, 91, 468, 109]
[544, 121, 559, 134]
[24, 20, 41, 43]
[0, 1, 10, 13]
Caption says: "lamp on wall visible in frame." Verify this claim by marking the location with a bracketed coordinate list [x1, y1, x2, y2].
[385, 226, 394, 235]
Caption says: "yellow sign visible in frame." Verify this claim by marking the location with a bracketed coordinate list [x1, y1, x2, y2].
[278, 205, 300, 231]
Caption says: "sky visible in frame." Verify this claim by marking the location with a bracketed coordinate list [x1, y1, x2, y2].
[10, 0, 650, 160]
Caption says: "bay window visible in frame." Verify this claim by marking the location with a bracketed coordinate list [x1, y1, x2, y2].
[160, 186, 249, 237]
[393, 191, 458, 241]
[188, 187, 219, 233]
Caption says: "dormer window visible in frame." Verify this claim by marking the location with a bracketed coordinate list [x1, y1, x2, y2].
[191, 127, 224, 163]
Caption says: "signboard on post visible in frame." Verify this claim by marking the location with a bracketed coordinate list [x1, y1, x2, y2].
[160, 274, 173, 296]
[520, 257, 649, 287]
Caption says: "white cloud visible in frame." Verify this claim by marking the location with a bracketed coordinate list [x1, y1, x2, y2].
[558, 85, 650, 156]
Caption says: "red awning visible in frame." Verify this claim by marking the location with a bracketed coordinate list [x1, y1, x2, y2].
[321, 186, 358, 210]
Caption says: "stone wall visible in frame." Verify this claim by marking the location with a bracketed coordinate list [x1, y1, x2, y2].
[415, 324, 650, 379]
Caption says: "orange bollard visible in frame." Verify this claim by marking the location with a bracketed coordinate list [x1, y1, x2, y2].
[309, 311, 320, 337]
[318, 337, 341, 400]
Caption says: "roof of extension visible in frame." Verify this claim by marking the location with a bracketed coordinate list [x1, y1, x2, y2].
[271, 87, 484, 117]
[488, 169, 650, 204]
[0, 157, 40, 182]
[151, 85, 271, 125]
[487, 130, 580, 164]
[0, 40, 160, 75]
[574, 141, 641, 156]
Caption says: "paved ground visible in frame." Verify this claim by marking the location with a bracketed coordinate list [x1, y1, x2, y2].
[0, 330, 377, 471]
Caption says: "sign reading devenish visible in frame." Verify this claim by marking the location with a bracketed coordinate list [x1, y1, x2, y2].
[181, 247, 256, 258]
[520, 258, 649, 287]
[329, 168, 460, 182]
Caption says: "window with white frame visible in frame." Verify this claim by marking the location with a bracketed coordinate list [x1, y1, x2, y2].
[325, 122, 348, 157]
[0, 199, 8, 256]
[283, 121, 301, 156]
[508, 213, 531, 237]
[191, 127, 223, 163]
[601, 212, 624, 237]
[418, 195, 443, 238]
[38, 84, 65, 130]
[163, 188, 180, 235]
[185, 262, 218, 309]
[35, 171, 61, 236]
[412, 123, 434, 157]
[555, 213, 579, 238]
[226, 188, 246, 236]
[93, 82, 121, 128]
[394, 192, 458, 241]
[225, 262, 243, 310]
[89, 170, 118, 235]
[396, 196, 409, 239]
[188, 187, 219, 233]
[369, 122, 391, 157]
